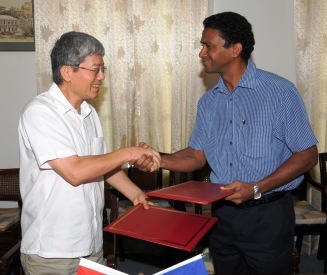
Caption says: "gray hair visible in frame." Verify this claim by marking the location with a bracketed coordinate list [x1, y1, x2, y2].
[50, 31, 105, 85]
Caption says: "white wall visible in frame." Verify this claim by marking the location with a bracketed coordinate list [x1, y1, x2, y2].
[0, 0, 295, 169]
[0, 52, 36, 168]
[209, 0, 296, 83]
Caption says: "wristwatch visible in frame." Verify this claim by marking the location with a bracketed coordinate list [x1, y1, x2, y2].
[253, 183, 262, 200]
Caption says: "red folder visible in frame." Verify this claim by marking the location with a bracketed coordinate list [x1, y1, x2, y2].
[103, 204, 217, 252]
[146, 181, 235, 205]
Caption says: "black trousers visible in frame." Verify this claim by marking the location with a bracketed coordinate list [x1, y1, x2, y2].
[209, 192, 294, 275]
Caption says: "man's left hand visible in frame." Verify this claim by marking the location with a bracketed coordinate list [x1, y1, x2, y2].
[221, 181, 254, 204]
[132, 192, 153, 209]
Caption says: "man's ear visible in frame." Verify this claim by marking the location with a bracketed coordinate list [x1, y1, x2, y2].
[232, 43, 243, 58]
[60, 65, 73, 82]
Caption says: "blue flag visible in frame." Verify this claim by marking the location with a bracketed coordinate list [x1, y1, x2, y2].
[153, 254, 208, 275]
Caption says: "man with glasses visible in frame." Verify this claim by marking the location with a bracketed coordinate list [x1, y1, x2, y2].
[18, 31, 160, 274]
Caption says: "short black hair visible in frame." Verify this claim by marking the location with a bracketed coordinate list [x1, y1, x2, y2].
[203, 12, 255, 60]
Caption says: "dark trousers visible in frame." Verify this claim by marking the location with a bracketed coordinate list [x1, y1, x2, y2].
[209, 192, 294, 275]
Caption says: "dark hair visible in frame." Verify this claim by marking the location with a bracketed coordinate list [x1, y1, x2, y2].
[203, 12, 255, 60]
[50, 31, 105, 85]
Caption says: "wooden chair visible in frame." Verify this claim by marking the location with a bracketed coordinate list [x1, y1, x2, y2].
[103, 185, 119, 268]
[0, 168, 22, 275]
[113, 164, 166, 262]
[192, 161, 212, 214]
[165, 170, 188, 211]
[317, 153, 327, 272]
[293, 170, 326, 273]
[127, 164, 163, 193]
[0, 169, 123, 271]
[158, 152, 188, 211]
[114, 164, 167, 216]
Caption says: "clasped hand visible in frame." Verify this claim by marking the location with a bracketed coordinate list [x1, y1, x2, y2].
[128, 143, 161, 172]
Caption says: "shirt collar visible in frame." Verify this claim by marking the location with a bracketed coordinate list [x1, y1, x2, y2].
[48, 82, 92, 117]
[215, 60, 257, 94]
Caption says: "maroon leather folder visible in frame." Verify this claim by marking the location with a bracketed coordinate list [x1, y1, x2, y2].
[103, 204, 217, 251]
[146, 181, 235, 205]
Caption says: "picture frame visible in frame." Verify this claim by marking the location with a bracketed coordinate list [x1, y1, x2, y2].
[0, 0, 35, 51]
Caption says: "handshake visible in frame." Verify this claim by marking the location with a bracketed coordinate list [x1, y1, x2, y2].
[128, 142, 161, 172]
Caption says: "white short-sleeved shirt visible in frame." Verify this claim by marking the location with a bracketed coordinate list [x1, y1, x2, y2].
[18, 83, 105, 258]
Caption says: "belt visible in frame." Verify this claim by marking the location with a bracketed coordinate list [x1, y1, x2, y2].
[237, 191, 288, 208]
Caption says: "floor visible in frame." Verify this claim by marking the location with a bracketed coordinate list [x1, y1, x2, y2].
[113, 201, 326, 275]
[8, 243, 324, 275]
[115, 239, 325, 275]
[298, 252, 325, 274]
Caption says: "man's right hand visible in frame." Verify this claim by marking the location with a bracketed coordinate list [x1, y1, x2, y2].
[131, 142, 156, 172]
[128, 144, 160, 172]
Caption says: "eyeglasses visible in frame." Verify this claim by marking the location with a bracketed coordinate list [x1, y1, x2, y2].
[68, 65, 107, 75]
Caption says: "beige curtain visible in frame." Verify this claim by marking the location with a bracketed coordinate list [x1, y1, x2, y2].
[294, 0, 327, 253]
[34, 0, 208, 154]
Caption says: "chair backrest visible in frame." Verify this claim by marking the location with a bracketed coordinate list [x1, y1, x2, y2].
[127, 165, 163, 192]
[318, 153, 327, 212]
[103, 185, 118, 268]
[0, 169, 22, 273]
[291, 174, 308, 202]
[0, 169, 21, 207]
[319, 153, 327, 185]
[293, 172, 327, 273]
[193, 161, 212, 182]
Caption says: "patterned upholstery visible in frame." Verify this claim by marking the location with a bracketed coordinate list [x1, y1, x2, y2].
[293, 171, 327, 273]
[202, 247, 214, 275]
[294, 200, 326, 225]
[0, 168, 22, 274]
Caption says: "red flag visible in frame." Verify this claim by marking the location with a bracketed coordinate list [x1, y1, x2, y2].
[77, 258, 128, 275]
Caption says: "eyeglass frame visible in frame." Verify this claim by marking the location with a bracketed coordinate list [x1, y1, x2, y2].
[66, 65, 107, 75]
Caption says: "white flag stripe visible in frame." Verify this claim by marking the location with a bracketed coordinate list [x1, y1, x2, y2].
[79, 258, 129, 275]
[153, 254, 203, 275]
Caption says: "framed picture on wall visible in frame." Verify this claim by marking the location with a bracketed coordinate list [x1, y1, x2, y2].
[0, 0, 35, 51]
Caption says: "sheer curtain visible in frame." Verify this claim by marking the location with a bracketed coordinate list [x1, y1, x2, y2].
[294, 0, 327, 253]
[34, 0, 208, 153]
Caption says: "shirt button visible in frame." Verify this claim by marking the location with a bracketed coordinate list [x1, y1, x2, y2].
[230, 120, 232, 124]
[230, 141, 233, 145]
[230, 163, 232, 166]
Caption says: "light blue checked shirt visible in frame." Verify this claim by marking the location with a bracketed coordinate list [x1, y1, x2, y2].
[189, 60, 318, 191]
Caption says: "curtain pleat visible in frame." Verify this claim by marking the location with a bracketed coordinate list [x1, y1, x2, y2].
[294, 0, 327, 254]
[34, 0, 208, 154]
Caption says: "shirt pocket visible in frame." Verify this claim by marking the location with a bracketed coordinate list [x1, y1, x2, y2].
[91, 137, 105, 155]
[237, 125, 273, 158]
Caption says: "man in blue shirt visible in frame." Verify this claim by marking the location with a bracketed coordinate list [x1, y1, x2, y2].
[139, 12, 318, 274]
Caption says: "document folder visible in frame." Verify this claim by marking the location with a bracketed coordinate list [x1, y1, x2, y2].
[146, 181, 235, 205]
[103, 204, 217, 252]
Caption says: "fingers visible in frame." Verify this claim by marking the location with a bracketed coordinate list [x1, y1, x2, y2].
[138, 142, 159, 170]
[223, 181, 254, 204]
[128, 143, 161, 172]
[137, 155, 153, 167]
[128, 155, 140, 166]
[150, 149, 161, 170]
[139, 142, 149, 149]
[131, 155, 152, 167]
[132, 192, 151, 209]
[131, 154, 156, 172]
